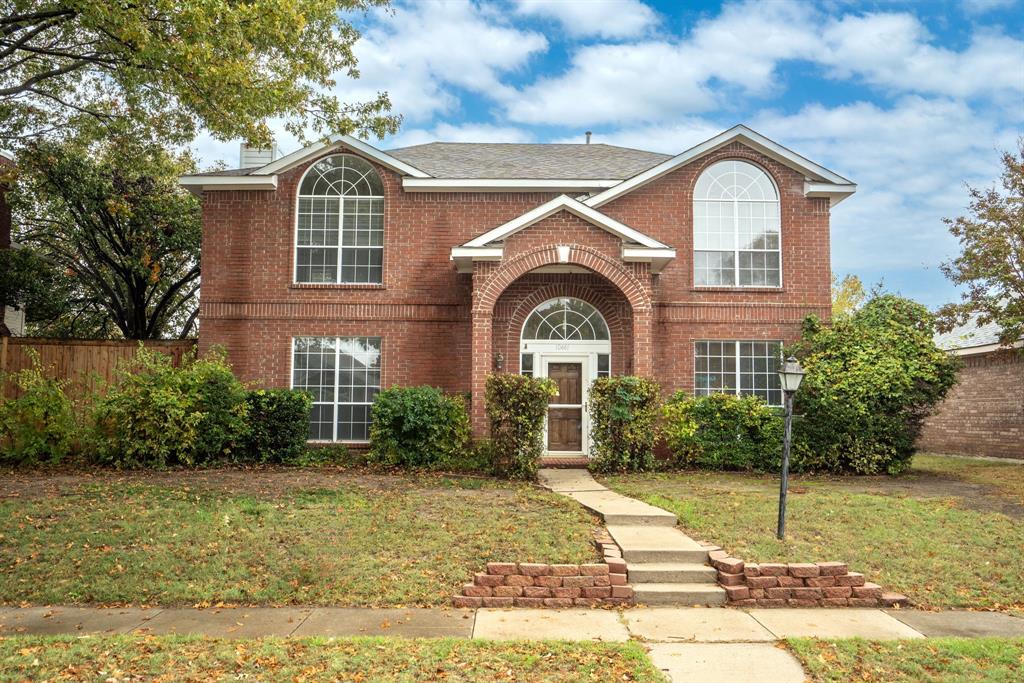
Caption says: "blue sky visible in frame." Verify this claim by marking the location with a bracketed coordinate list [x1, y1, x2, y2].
[194, 0, 1024, 309]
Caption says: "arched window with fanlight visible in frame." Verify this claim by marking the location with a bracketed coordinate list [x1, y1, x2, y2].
[295, 154, 384, 284]
[693, 159, 781, 287]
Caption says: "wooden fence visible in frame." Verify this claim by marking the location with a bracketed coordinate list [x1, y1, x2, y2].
[0, 337, 196, 399]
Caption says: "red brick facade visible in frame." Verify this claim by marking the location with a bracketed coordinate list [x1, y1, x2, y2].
[197, 139, 833, 440]
[917, 350, 1024, 460]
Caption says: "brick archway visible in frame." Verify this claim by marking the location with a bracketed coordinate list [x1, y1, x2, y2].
[469, 244, 654, 434]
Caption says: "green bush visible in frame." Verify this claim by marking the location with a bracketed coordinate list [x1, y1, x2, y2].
[289, 443, 355, 467]
[485, 373, 556, 480]
[0, 351, 77, 465]
[790, 294, 960, 474]
[90, 347, 249, 468]
[368, 385, 471, 469]
[588, 376, 661, 473]
[662, 392, 782, 471]
[243, 389, 312, 463]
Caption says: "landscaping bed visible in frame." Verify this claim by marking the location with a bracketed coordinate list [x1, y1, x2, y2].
[602, 455, 1024, 612]
[0, 472, 598, 607]
[0, 635, 667, 682]
[789, 637, 1024, 682]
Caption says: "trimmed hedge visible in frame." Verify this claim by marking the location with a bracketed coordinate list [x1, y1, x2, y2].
[662, 392, 782, 471]
[242, 389, 312, 463]
[485, 373, 556, 480]
[368, 385, 471, 469]
[588, 376, 660, 473]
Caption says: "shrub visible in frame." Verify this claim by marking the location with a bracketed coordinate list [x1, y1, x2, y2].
[243, 389, 312, 463]
[90, 347, 249, 468]
[368, 385, 471, 469]
[662, 392, 782, 471]
[290, 443, 355, 467]
[0, 351, 77, 465]
[790, 294, 960, 474]
[485, 373, 556, 480]
[588, 376, 661, 473]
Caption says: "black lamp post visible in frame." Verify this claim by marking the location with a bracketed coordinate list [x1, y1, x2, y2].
[776, 356, 805, 540]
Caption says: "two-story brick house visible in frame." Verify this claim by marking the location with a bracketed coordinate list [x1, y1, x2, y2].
[181, 125, 855, 457]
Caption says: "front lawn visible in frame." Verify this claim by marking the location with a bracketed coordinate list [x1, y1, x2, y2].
[0, 635, 667, 682]
[0, 472, 597, 606]
[789, 637, 1024, 682]
[602, 455, 1024, 611]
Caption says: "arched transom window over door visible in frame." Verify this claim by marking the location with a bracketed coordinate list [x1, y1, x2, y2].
[522, 298, 611, 341]
[693, 159, 781, 287]
[295, 154, 384, 284]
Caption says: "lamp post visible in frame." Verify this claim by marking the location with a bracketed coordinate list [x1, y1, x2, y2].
[776, 356, 805, 540]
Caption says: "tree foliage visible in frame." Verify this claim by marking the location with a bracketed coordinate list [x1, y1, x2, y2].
[790, 294, 960, 474]
[0, 0, 400, 145]
[11, 126, 201, 339]
[938, 140, 1024, 348]
[0, 246, 71, 334]
[831, 273, 865, 318]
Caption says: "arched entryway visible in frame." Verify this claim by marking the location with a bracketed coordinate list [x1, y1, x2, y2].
[520, 297, 611, 456]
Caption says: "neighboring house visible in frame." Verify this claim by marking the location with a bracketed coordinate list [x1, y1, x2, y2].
[181, 126, 856, 456]
[918, 316, 1023, 460]
[1, 150, 25, 337]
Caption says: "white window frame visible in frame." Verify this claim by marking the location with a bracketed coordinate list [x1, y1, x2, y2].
[694, 160, 783, 289]
[290, 336, 382, 443]
[293, 154, 385, 285]
[694, 340, 784, 407]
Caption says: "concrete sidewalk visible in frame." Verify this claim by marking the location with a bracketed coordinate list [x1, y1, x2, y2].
[4, 605, 1022, 683]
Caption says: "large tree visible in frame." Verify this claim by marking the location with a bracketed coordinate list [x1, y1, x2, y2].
[12, 125, 201, 339]
[938, 141, 1024, 347]
[0, 0, 399, 145]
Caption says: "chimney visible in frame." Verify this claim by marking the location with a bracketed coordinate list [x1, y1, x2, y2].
[239, 143, 279, 169]
[585, 131, 592, 144]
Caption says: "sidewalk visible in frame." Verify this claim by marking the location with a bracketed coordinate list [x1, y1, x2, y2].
[3, 605, 1022, 682]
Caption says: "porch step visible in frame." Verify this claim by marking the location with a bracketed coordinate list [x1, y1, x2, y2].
[633, 583, 728, 606]
[607, 525, 710, 564]
[539, 456, 589, 469]
[628, 562, 719, 584]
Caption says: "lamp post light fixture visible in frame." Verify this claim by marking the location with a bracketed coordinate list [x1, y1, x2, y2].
[776, 355, 805, 540]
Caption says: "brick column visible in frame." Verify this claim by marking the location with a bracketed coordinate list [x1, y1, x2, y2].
[632, 306, 654, 378]
[471, 263, 495, 437]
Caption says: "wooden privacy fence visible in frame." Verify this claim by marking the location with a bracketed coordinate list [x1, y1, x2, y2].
[0, 337, 196, 399]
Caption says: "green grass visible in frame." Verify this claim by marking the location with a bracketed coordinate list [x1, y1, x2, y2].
[601, 456, 1024, 611]
[0, 635, 667, 682]
[912, 454, 1024, 505]
[0, 476, 597, 606]
[788, 637, 1024, 682]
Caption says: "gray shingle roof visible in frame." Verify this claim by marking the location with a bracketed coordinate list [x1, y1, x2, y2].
[386, 142, 670, 179]
[934, 314, 1005, 350]
[189, 166, 256, 177]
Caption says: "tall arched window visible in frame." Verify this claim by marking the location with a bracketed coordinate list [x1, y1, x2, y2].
[693, 160, 780, 287]
[295, 154, 384, 284]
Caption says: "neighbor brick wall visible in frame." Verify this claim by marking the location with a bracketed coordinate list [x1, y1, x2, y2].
[197, 141, 833, 436]
[917, 350, 1024, 460]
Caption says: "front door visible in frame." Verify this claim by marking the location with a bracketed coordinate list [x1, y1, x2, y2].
[547, 362, 583, 452]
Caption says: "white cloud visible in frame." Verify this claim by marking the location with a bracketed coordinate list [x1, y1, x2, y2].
[818, 13, 1024, 100]
[504, 0, 822, 125]
[551, 118, 724, 153]
[347, 1, 548, 123]
[387, 122, 535, 148]
[505, 0, 1023, 127]
[960, 0, 1018, 16]
[514, 0, 659, 39]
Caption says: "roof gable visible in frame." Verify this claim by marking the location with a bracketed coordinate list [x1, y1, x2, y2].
[253, 134, 430, 178]
[584, 125, 856, 208]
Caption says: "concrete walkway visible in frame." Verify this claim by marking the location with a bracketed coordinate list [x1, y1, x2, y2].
[3, 606, 1022, 682]
[539, 468, 727, 605]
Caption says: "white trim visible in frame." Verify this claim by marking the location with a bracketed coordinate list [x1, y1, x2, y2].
[464, 194, 669, 249]
[804, 181, 857, 206]
[621, 247, 676, 274]
[254, 135, 430, 178]
[178, 175, 278, 192]
[451, 247, 502, 273]
[539, 354, 594, 457]
[584, 125, 855, 209]
[402, 177, 620, 192]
